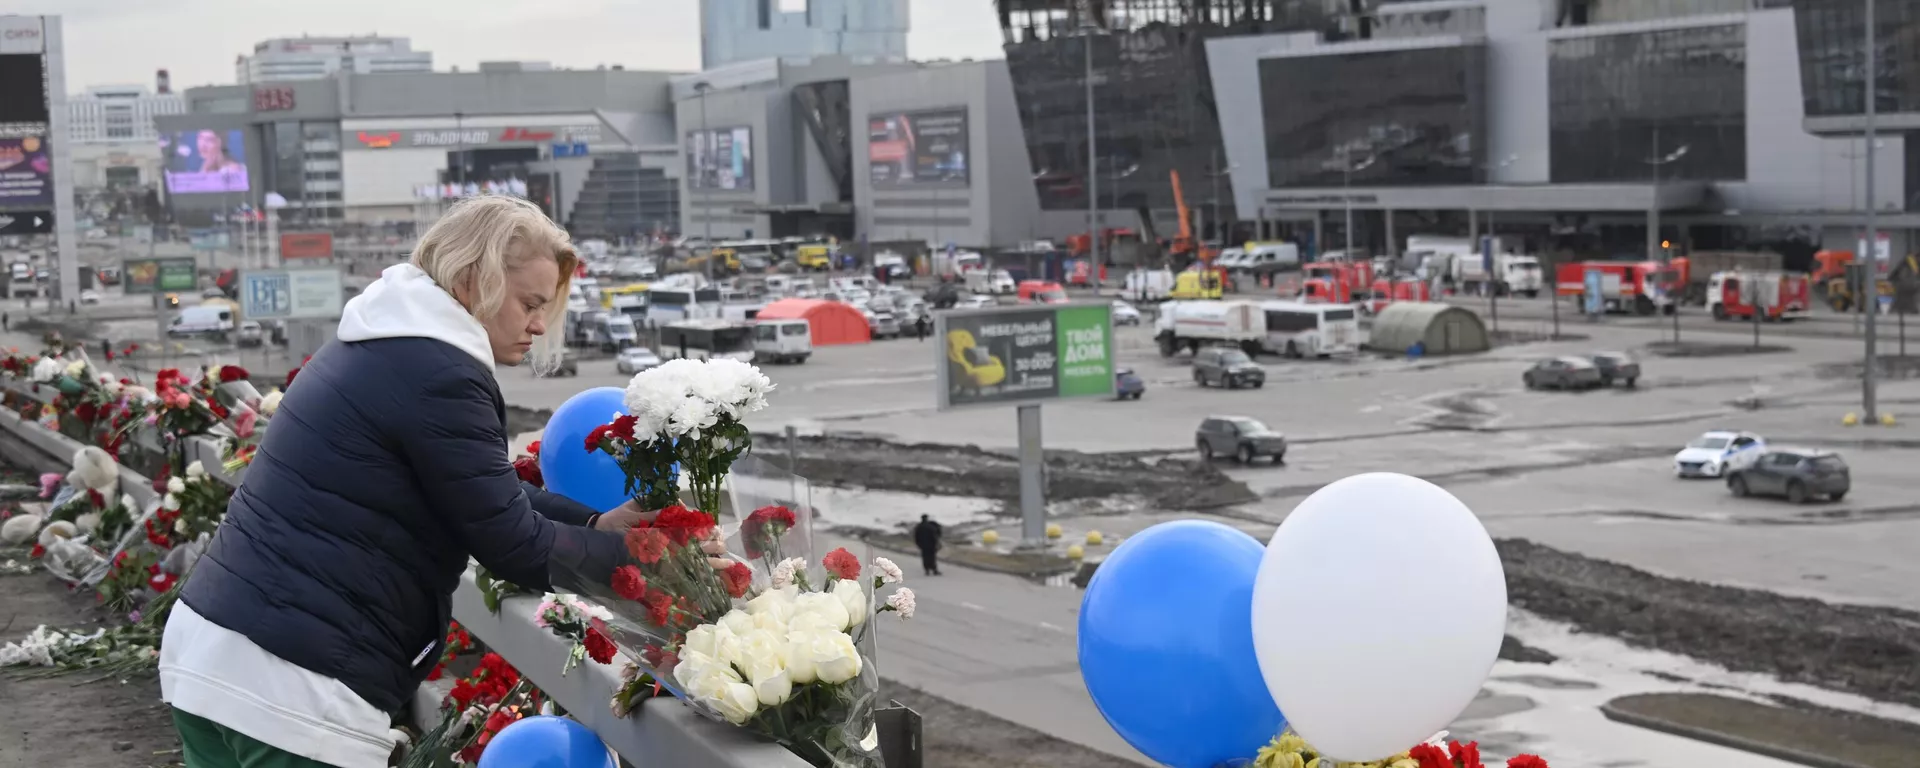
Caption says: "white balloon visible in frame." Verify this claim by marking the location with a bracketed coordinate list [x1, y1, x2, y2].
[1251, 473, 1507, 762]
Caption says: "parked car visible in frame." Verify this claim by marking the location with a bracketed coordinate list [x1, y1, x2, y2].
[235, 320, 265, 348]
[616, 347, 663, 374]
[1727, 449, 1850, 503]
[1115, 368, 1146, 400]
[867, 309, 902, 339]
[1673, 430, 1765, 478]
[1588, 351, 1641, 387]
[1193, 347, 1266, 389]
[78, 289, 102, 305]
[1522, 357, 1603, 390]
[1111, 300, 1142, 326]
[1195, 415, 1287, 464]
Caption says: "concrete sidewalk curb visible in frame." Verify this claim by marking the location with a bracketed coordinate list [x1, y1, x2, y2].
[1598, 701, 1869, 768]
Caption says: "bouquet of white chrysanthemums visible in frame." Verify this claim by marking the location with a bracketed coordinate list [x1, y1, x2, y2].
[589, 357, 775, 516]
[666, 549, 914, 768]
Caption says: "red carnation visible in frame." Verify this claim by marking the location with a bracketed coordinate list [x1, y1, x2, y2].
[87, 489, 106, 508]
[651, 505, 715, 546]
[526, 440, 541, 456]
[148, 572, 178, 593]
[208, 401, 230, 420]
[1506, 757, 1550, 768]
[747, 505, 796, 530]
[29, 543, 44, 559]
[611, 565, 648, 600]
[608, 414, 638, 441]
[720, 561, 754, 598]
[642, 589, 675, 626]
[448, 679, 479, 708]
[584, 423, 613, 451]
[513, 456, 543, 487]
[584, 628, 617, 664]
[1407, 744, 1453, 768]
[823, 547, 861, 581]
[626, 527, 670, 564]
[218, 366, 250, 383]
[1450, 741, 1484, 768]
[425, 664, 444, 681]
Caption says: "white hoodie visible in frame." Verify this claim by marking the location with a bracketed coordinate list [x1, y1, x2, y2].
[337, 263, 495, 372]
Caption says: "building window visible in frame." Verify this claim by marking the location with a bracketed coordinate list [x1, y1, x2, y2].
[1548, 24, 1747, 183]
[1793, 0, 1920, 118]
[106, 126, 134, 138]
[1261, 44, 1488, 188]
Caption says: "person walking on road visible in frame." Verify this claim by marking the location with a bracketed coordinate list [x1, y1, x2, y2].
[914, 314, 929, 342]
[913, 514, 943, 576]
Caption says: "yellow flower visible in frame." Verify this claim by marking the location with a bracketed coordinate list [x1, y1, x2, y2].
[1276, 733, 1308, 754]
[1389, 760, 1419, 768]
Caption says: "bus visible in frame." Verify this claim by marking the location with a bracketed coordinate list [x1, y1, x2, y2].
[1260, 300, 1360, 358]
[660, 319, 756, 362]
[647, 286, 723, 324]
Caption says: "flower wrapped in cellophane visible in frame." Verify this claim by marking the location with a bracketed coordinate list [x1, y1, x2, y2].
[552, 358, 915, 767]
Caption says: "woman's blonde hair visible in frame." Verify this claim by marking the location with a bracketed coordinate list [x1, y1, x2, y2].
[411, 195, 577, 372]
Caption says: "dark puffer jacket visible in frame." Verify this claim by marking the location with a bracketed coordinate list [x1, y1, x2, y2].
[181, 336, 624, 713]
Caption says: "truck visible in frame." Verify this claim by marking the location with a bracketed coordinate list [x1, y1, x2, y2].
[1301, 260, 1374, 305]
[1410, 239, 1542, 296]
[1154, 299, 1266, 357]
[1707, 271, 1811, 321]
[1670, 251, 1782, 305]
[934, 249, 985, 281]
[1555, 260, 1680, 315]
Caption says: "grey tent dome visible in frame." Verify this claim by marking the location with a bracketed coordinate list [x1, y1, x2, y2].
[1368, 302, 1490, 355]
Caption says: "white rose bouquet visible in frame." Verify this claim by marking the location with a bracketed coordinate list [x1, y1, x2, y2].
[587, 358, 774, 517]
[658, 548, 914, 768]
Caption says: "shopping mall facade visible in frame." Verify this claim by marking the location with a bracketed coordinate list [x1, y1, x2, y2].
[155, 64, 685, 240]
[995, 0, 1920, 262]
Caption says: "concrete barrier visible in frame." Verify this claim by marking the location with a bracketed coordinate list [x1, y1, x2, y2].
[0, 379, 810, 768]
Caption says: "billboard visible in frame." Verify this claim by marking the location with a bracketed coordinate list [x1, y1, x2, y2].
[279, 232, 335, 260]
[346, 123, 605, 151]
[868, 108, 971, 187]
[686, 126, 753, 191]
[0, 135, 51, 209]
[161, 128, 251, 194]
[0, 55, 48, 122]
[240, 268, 345, 320]
[935, 303, 1115, 409]
[123, 257, 199, 295]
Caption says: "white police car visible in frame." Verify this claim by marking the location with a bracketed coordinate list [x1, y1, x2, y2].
[1673, 431, 1766, 478]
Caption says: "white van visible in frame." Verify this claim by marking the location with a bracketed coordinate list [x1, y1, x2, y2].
[1260, 300, 1360, 358]
[754, 319, 812, 364]
[168, 305, 236, 337]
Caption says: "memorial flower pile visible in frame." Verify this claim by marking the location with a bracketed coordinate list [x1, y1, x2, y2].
[1253, 731, 1554, 768]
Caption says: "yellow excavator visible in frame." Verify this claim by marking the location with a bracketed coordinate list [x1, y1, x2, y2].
[1818, 250, 1919, 312]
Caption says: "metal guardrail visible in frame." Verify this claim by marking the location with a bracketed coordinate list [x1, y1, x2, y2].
[0, 378, 810, 768]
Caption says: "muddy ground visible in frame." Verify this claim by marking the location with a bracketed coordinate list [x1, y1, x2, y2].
[0, 546, 182, 768]
[1500, 538, 1920, 709]
[505, 405, 1259, 513]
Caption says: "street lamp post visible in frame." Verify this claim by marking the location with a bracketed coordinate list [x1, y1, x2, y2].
[1863, 0, 1882, 422]
[694, 81, 715, 282]
[1084, 24, 1101, 283]
[1340, 150, 1376, 257]
[1644, 127, 1690, 344]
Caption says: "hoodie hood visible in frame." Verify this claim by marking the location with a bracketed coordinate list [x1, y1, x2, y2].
[337, 264, 494, 372]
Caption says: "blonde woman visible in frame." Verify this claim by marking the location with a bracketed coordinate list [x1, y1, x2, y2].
[160, 196, 644, 767]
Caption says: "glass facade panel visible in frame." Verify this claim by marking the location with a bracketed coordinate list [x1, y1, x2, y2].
[1791, 0, 1920, 117]
[1548, 24, 1747, 183]
[1260, 44, 1487, 188]
[999, 0, 1340, 219]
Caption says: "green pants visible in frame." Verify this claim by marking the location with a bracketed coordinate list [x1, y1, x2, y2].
[172, 709, 338, 768]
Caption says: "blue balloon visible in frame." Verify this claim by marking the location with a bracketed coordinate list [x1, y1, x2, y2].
[1079, 520, 1285, 768]
[477, 716, 615, 768]
[539, 387, 633, 513]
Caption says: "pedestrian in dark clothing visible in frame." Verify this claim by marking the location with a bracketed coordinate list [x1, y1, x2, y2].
[101, 339, 111, 360]
[912, 514, 943, 576]
[3, 311, 10, 331]
[914, 315, 929, 342]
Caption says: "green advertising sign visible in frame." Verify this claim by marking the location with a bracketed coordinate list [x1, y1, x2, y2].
[122, 257, 199, 295]
[935, 302, 1115, 409]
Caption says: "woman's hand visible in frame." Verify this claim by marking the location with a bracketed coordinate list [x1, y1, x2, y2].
[592, 499, 650, 533]
[702, 529, 730, 571]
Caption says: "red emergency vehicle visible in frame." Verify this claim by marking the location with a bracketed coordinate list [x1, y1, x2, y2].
[1365, 277, 1432, 315]
[1301, 260, 1374, 305]
[1555, 260, 1681, 315]
[1707, 271, 1810, 321]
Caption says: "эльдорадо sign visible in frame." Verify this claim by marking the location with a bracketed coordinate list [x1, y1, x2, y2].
[935, 303, 1114, 409]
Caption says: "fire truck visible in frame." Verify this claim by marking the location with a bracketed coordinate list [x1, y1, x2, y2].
[1302, 259, 1375, 305]
[1707, 271, 1811, 321]
[1555, 260, 1680, 315]
[1364, 277, 1432, 316]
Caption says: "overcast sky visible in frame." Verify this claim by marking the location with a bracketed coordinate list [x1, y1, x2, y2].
[16, 0, 1005, 92]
